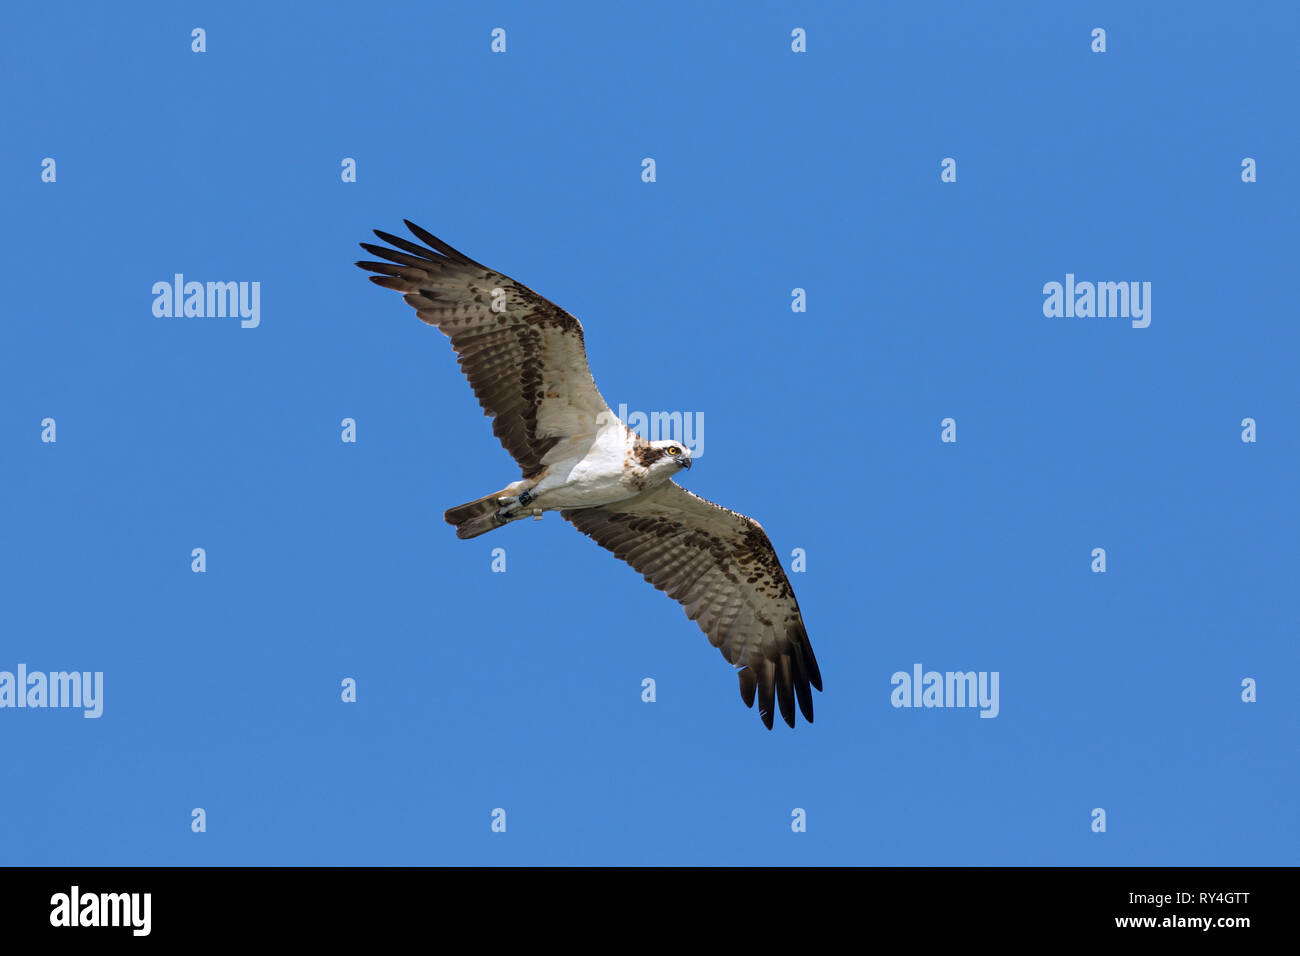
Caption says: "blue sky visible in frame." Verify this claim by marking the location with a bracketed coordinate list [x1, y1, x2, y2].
[2, 2, 1296, 865]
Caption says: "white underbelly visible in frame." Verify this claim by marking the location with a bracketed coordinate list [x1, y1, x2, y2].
[530, 455, 640, 509]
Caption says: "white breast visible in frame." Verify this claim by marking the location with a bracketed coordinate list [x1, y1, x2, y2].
[530, 424, 642, 509]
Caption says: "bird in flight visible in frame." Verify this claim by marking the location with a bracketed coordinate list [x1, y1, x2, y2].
[356, 221, 821, 728]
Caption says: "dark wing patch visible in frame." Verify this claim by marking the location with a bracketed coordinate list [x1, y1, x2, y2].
[357, 221, 614, 478]
[563, 482, 822, 729]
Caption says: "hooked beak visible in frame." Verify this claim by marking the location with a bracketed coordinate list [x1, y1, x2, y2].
[676, 456, 692, 470]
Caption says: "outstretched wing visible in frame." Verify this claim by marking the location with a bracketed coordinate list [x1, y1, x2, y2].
[563, 483, 822, 729]
[357, 221, 615, 478]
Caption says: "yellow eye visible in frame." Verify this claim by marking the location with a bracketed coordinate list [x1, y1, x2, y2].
[668, 447, 680, 456]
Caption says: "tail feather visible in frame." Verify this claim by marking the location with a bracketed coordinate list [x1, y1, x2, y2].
[445, 492, 505, 539]
[452, 512, 506, 539]
[444, 492, 500, 526]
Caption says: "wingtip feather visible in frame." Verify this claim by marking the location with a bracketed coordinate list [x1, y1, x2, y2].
[738, 667, 757, 708]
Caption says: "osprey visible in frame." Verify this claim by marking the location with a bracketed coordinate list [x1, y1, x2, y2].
[356, 221, 822, 729]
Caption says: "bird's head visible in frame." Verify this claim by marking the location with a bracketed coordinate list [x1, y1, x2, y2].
[643, 439, 693, 473]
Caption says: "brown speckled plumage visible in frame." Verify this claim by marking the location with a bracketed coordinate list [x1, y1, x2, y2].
[563, 484, 821, 729]
[357, 220, 603, 480]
